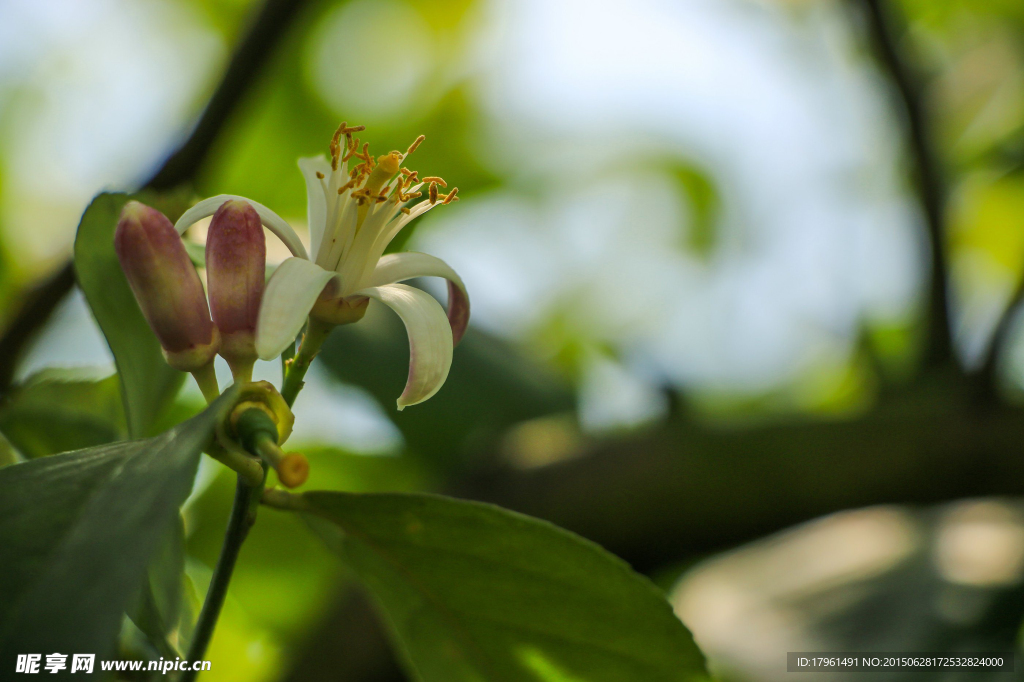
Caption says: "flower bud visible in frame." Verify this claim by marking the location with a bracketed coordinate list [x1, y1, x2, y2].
[114, 201, 219, 372]
[206, 200, 266, 381]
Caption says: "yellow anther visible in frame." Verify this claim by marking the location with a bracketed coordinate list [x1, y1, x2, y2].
[329, 122, 365, 170]
[429, 182, 438, 205]
[400, 207, 411, 215]
[442, 187, 459, 204]
[421, 176, 447, 188]
[315, 171, 325, 179]
[406, 134, 426, 156]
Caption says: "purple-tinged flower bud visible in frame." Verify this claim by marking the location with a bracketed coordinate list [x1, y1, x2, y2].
[206, 200, 266, 381]
[114, 201, 220, 373]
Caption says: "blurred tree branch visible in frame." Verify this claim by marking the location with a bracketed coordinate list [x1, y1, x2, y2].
[0, 0, 310, 392]
[454, 379, 1024, 572]
[854, 0, 955, 375]
[976, 277, 1024, 401]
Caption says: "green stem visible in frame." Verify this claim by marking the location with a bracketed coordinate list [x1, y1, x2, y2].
[228, 359, 254, 385]
[205, 443, 265, 487]
[280, 318, 332, 407]
[181, 473, 263, 681]
[191, 363, 220, 404]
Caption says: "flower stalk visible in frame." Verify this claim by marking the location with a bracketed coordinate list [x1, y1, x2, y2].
[181, 474, 262, 682]
[280, 317, 333, 407]
[192, 363, 221, 404]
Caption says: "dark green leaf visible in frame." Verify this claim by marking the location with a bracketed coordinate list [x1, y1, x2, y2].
[0, 368, 125, 458]
[0, 391, 233, 664]
[73, 192, 185, 437]
[297, 491, 707, 682]
[0, 432, 21, 468]
[126, 514, 187, 658]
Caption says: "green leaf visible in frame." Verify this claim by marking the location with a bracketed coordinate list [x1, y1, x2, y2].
[0, 431, 22, 468]
[0, 390, 233, 664]
[126, 514, 187, 658]
[0, 368, 125, 458]
[294, 491, 707, 682]
[73, 192, 185, 437]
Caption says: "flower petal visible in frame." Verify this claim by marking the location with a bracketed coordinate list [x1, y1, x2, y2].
[255, 257, 336, 360]
[355, 283, 454, 410]
[298, 156, 331, 259]
[367, 252, 470, 345]
[174, 194, 309, 260]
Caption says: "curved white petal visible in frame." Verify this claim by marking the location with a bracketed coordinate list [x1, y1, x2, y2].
[367, 252, 470, 345]
[174, 194, 309, 260]
[255, 257, 336, 360]
[356, 283, 454, 410]
[298, 157, 331, 259]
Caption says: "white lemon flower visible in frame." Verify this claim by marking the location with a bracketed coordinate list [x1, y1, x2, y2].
[175, 123, 469, 409]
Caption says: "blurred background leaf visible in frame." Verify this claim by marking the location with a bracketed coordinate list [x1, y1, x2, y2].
[0, 367, 123, 458]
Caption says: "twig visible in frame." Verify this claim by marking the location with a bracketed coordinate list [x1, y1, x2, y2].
[0, 0, 309, 392]
[147, 0, 307, 191]
[975, 276, 1024, 397]
[0, 262, 75, 389]
[856, 0, 954, 372]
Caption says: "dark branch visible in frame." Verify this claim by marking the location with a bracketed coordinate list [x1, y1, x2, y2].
[452, 388, 1024, 572]
[856, 0, 954, 372]
[975, 276, 1024, 399]
[148, 0, 307, 190]
[0, 263, 75, 389]
[0, 0, 309, 391]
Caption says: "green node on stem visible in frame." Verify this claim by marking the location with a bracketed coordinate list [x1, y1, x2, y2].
[233, 407, 309, 488]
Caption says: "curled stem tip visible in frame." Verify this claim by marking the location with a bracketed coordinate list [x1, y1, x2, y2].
[233, 407, 308, 488]
[254, 434, 309, 489]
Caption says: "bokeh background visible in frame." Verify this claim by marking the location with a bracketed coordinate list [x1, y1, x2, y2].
[2, 0, 1024, 680]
